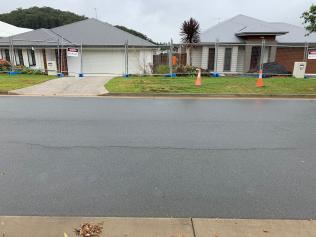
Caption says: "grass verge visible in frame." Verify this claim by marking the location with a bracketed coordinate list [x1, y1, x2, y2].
[0, 74, 56, 93]
[106, 76, 316, 95]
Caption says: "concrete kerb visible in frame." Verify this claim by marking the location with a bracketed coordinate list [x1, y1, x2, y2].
[1, 217, 316, 237]
[105, 92, 316, 99]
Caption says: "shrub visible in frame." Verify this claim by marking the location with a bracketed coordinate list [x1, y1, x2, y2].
[0, 59, 11, 72]
[156, 65, 170, 74]
[174, 65, 197, 74]
[20, 67, 43, 75]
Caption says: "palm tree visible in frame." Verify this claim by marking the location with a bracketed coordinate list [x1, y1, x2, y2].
[180, 18, 200, 66]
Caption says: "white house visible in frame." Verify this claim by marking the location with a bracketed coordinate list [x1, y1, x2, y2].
[0, 21, 31, 38]
[190, 15, 316, 74]
[0, 18, 156, 76]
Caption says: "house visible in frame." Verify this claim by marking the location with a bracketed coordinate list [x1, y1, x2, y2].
[0, 21, 31, 38]
[0, 18, 156, 76]
[191, 15, 316, 74]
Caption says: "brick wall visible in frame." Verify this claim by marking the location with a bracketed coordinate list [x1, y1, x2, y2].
[275, 47, 316, 74]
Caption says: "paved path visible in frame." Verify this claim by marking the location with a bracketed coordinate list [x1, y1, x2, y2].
[9, 76, 112, 96]
[1, 217, 316, 237]
[0, 97, 316, 218]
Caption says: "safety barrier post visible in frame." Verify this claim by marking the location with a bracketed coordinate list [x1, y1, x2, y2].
[304, 42, 309, 62]
[168, 39, 173, 76]
[257, 38, 265, 87]
[124, 40, 129, 78]
[214, 39, 219, 76]
[79, 41, 84, 78]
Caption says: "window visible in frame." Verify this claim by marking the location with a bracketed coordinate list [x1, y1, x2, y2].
[208, 48, 215, 71]
[4, 49, 10, 62]
[27, 49, 36, 66]
[14, 49, 24, 66]
[224, 48, 232, 71]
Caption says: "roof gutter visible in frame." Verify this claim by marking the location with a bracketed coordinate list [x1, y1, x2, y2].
[236, 32, 289, 36]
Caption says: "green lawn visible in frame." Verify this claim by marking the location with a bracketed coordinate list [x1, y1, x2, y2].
[0, 74, 56, 93]
[106, 76, 316, 95]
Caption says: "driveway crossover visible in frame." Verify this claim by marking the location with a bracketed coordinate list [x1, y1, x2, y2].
[9, 76, 112, 96]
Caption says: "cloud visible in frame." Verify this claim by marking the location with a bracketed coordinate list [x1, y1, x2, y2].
[0, 0, 313, 42]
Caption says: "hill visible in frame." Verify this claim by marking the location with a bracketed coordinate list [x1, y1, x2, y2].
[0, 7, 156, 44]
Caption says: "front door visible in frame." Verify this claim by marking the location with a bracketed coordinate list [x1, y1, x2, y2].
[250, 46, 261, 72]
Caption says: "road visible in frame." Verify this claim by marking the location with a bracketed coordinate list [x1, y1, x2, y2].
[0, 96, 316, 219]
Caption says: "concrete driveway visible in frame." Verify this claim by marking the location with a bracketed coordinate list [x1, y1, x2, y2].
[9, 76, 113, 96]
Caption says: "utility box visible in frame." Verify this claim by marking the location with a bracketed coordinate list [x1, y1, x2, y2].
[47, 61, 57, 76]
[293, 62, 306, 78]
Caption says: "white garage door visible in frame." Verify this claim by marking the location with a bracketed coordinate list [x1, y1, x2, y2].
[82, 49, 126, 75]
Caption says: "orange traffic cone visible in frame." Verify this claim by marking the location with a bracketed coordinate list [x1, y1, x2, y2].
[256, 70, 264, 87]
[195, 69, 202, 86]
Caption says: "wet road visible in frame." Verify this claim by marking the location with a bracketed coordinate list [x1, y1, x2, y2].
[0, 96, 316, 218]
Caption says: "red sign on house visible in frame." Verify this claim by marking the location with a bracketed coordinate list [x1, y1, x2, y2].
[308, 50, 316, 60]
[67, 48, 79, 57]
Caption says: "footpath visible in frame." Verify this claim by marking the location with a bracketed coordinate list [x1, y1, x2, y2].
[1, 216, 316, 237]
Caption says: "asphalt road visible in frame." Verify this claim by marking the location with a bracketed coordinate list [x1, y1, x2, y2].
[0, 96, 316, 219]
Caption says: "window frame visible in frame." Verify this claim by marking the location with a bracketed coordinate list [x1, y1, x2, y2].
[14, 49, 24, 66]
[208, 48, 216, 71]
[27, 49, 36, 66]
[223, 47, 232, 72]
[4, 49, 10, 62]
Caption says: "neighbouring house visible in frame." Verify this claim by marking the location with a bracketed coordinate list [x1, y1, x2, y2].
[190, 15, 316, 74]
[0, 21, 31, 38]
[0, 18, 156, 76]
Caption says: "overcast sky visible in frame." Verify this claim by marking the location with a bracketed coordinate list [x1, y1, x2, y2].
[1, 0, 314, 42]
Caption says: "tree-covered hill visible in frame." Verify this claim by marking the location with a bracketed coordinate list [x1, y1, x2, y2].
[0, 7, 87, 29]
[0, 7, 156, 44]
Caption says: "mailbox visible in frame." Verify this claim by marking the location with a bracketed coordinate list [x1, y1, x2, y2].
[47, 61, 57, 76]
[293, 62, 306, 79]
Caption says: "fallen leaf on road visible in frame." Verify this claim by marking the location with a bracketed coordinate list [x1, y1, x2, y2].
[74, 223, 103, 237]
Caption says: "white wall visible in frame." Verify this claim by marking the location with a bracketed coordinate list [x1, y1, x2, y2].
[192, 45, 240, 73]
[236, 47, 245, 73]
[201, 46, 209, 70]
[45, 49, 55, 62]
[34, 49, 45, 71]
[191, 47, 202, 67]
[231, 46, 239, 72]
[139, 50, 154, 74]
[217, 46, 239, 73]
[22, 49, 29, 67]
[0, 47, 44, 71]
[216, 46, 225, 72]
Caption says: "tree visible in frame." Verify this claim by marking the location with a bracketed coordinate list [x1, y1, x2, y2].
[180, 18, 200, 44]
[180, 18, 200, 66]
[302, 5, 316, 34]
[0, 7, 87, 29]
[115, 25, 156, 44]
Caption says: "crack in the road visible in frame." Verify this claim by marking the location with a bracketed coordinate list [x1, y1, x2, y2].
[6, 141, 301, 152]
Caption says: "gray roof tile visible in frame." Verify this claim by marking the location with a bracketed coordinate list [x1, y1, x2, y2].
[0, 18, 156, 47]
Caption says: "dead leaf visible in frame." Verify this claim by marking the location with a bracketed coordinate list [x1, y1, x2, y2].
[74, 223, 103, 237]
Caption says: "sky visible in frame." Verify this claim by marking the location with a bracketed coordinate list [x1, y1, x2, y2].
[0, 0, 314, 42]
